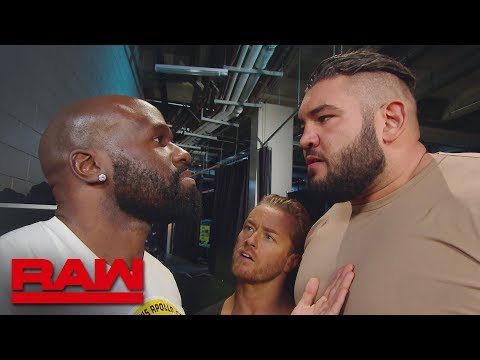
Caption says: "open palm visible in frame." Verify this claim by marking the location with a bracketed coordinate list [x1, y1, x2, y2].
[292, 264, 355, 315]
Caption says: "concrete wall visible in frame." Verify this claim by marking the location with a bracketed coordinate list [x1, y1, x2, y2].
[0, 45, 142, 195]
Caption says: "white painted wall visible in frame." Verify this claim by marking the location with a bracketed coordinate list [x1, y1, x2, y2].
[257, 103, 295, 198]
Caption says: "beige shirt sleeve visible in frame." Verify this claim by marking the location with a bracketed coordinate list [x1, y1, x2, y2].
[294, 201, 352, 304]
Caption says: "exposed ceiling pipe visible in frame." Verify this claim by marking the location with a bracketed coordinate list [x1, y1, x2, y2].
[224, 45, 277, 122]
[212, 45, 263, 122]
[218, 45, 250, 114]
[180, 45, 250, 146]
[443, 97, 480, 121]
[181, 45, 262, 146]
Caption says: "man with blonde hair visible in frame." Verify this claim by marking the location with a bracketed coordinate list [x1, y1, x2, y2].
[198, 194, 354, 315]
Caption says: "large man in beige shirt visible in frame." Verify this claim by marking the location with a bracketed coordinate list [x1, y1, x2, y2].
[294, 50, 480, 314]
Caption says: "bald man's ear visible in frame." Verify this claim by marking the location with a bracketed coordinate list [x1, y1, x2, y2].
[70, 150, 105, 184]
[382, 101, 406, 143]
[284, 253, 302, 273]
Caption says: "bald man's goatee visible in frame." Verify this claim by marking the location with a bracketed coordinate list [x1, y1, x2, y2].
[111, 154, 202, 224]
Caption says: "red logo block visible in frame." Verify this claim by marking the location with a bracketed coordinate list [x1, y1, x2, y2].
[11, 258, 144, 304]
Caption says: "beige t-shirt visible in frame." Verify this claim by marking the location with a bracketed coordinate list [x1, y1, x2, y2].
[295, 152, 480, 314]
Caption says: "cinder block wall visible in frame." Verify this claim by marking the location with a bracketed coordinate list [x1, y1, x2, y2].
[0, 45, 142, 195]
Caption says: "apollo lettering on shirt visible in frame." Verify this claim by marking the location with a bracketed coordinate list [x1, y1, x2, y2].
[11, 258, 143, 304]
[131, 298, 182, 315]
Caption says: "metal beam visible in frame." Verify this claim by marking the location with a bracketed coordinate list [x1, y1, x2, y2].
[223, 66, 283, 77]
[185, 145, 225, 151]
[154, 64, 228, 77]
[444, 98, 480, 122]
[190, 150, 219, 157]
[146, 98, 192, 108]
[0, 203, 57, 210]
[176, 130, 217, 141]
[201, 116, 239, 127]
[214, 99, 263, 108]
[178, 144, 201, 150]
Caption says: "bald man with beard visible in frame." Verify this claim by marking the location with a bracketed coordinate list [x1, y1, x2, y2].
[0, 95, 202, 315]
[0, 95, 354, 316]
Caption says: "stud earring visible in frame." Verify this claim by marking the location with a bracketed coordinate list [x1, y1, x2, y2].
[98, 174, 107, 182]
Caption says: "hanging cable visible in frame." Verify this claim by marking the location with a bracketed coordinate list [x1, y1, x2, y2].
[297, 47, 301, 107]
[234, 125, 239, 156]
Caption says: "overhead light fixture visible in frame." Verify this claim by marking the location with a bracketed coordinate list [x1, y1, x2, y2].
[155, 64, 228, 77]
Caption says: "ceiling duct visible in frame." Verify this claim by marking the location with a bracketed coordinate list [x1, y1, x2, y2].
[180, 45, 278, 147]
[225, 45, 277, 122]
[178, 45, 247, 146]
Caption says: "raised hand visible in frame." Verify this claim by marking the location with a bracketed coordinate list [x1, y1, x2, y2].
[291, 264, 355, 315]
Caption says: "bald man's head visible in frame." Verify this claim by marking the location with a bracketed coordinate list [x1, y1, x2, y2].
[39, 95, 161, 184]
[38, 94, 201, 224]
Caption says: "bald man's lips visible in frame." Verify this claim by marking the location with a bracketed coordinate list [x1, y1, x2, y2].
[180, 169, 192, 178]
[180, 169, 196, 186]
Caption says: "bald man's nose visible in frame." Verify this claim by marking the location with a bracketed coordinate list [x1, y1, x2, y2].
[172, 143, 192, 165]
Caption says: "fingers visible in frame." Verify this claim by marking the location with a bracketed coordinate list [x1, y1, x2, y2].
[329, 264, 354, 300]
[323, 263, 354, 299]
[296, 264, 355, 315]
[296, 277, 320, 307]
[327, 270, 354, 314]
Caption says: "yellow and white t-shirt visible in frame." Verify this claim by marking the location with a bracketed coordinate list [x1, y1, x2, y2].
[0, 216, 184, 315]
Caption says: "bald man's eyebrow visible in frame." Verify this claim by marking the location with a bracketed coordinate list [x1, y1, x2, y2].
[152, 122, 171, 130]
[152, 123, 171, 132]
[152, 123, 174, 139]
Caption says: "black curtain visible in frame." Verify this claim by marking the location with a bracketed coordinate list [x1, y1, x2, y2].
[171, 217, 201, 262]
[148, 190, 215, 263]
[208, 159, 249, 283]
[257, 146, 272, 202]
[287, 189, 334, 224]
[145, 222, 169, 260]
